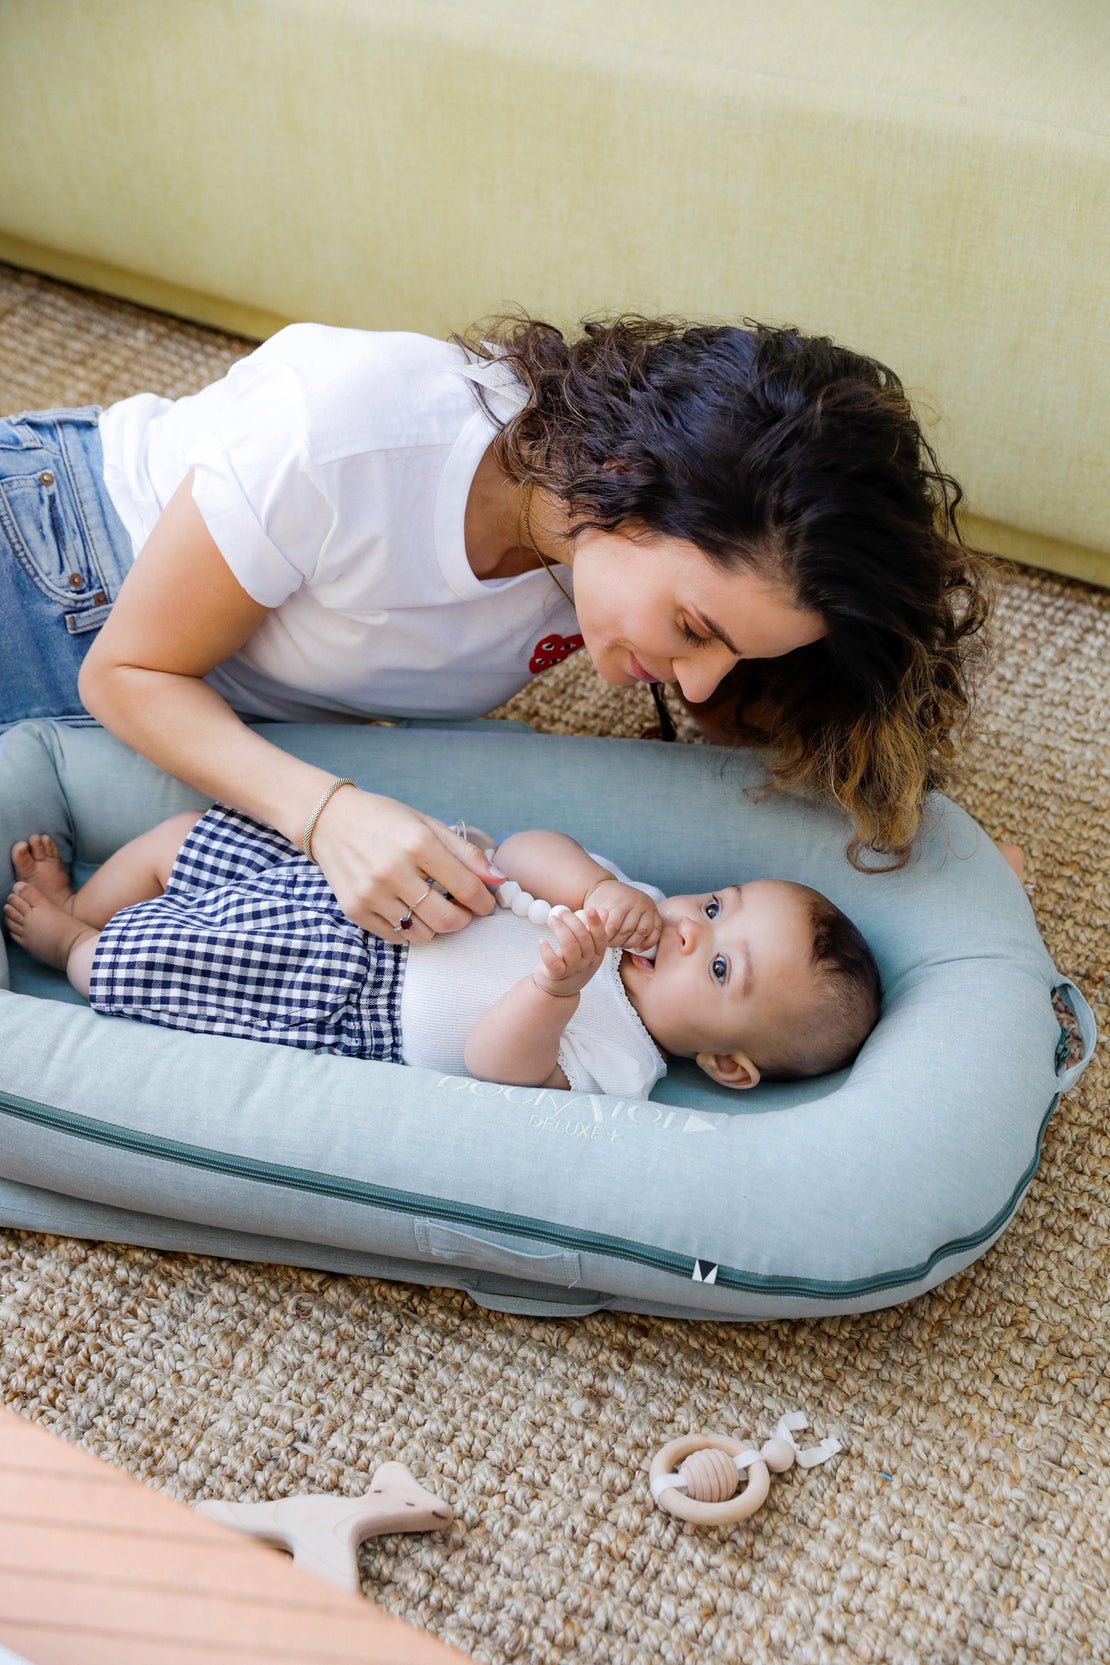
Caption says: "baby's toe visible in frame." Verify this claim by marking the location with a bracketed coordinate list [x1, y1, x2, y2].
[30, 834, 59, 863]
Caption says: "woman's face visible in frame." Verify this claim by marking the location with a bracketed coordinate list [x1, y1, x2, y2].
[567, 527, 826, 704]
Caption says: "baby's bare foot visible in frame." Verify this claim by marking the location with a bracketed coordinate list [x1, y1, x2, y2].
[10, 835, 76, 911]
[4, 883, 96, 972]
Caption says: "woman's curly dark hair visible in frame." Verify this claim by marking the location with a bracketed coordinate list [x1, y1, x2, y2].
[456, 313, 994, 864]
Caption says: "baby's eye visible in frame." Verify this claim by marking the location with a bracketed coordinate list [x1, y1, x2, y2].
[711, 953, 728, 984]
[704, 896, 720, 919]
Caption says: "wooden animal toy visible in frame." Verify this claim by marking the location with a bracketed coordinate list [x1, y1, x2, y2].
[196, 1461, 453, 1592]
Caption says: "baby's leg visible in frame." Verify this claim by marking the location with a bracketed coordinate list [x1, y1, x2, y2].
[52, 810, 202, 929]
[4, 885, 100, 998]
[10, 812, 201, 930]
[6, 812, 202, 1000]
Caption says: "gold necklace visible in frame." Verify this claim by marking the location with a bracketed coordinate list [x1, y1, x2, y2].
[519, 480, 575, 611]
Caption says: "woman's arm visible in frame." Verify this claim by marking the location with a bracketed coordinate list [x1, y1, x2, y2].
[79, 476, 500, 942]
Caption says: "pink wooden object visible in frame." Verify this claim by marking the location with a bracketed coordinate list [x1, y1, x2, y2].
[0, 1406, 467, 1664]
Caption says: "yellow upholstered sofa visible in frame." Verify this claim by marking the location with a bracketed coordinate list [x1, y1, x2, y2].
[2, 0, 1107, 584]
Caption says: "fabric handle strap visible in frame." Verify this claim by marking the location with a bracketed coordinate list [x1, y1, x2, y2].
[1053, 979, 1098, 1094]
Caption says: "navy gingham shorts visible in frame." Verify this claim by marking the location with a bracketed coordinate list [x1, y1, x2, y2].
[88, 805, 405, 1060]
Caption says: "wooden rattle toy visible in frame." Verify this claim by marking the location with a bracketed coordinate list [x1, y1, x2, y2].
[649, 1411, 841, 1527]
[195, 1461, 453, 1593]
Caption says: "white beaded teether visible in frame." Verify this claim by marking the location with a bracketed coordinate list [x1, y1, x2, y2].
[494, 877, 657, 958]
[495, 879, 591, 929]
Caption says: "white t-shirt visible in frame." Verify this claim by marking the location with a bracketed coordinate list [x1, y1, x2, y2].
[97, 326, 583, 721]
[401, 873, 667, 1099]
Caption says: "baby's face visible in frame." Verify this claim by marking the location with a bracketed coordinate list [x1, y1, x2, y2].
[619, 880, 819, 1063]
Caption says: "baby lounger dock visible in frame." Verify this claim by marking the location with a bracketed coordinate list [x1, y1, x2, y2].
[0, 719, 1095, 1320]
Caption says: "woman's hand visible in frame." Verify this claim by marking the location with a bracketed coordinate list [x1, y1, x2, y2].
[309, 786, 503, 943]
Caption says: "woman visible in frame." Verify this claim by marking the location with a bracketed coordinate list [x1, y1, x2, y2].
[0, 314, 990, 940]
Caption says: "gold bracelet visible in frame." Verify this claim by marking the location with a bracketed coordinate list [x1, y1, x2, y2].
[302, 778, 355, 862]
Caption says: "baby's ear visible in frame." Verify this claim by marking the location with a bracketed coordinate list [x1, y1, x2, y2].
[695, 1050, 761, 1090]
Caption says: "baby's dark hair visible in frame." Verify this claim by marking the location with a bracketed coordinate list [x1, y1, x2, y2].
[757, 892, 881, 1081]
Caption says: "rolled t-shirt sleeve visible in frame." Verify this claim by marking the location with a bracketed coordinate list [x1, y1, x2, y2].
[185, 362, 337, 608]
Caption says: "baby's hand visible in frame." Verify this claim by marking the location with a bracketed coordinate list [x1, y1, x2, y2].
[533, 905, 612, 999]
[584, 878, 661, 954]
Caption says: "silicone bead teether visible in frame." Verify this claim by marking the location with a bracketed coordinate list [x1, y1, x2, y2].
[496, 878, 573, 929]
[495, 874, 657, 956]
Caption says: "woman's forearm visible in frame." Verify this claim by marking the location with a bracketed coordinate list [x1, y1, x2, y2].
[76, 472, 341, 841]
[79, 662, 337, 843]
[81, 648, 503, 941]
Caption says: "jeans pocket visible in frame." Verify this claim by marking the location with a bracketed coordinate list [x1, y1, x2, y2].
[1, 409, 100, 444]
[0, 416, 42, 451]
[0, 466, 96, 605]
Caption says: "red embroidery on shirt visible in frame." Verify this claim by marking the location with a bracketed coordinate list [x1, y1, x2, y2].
[529, 632, 585, 674]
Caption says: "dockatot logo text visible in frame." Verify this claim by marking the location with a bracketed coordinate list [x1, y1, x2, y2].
[435, 1075, 721, 1137]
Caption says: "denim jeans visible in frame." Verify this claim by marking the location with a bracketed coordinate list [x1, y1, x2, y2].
[0, 407, 133, 732]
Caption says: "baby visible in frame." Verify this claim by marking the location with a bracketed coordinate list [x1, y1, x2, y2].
[4, 806, 881, 1097]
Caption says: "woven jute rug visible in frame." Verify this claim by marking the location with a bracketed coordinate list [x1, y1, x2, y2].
[1, 262, 1107, 1665]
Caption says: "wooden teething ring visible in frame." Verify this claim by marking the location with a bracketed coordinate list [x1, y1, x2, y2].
[650, 1432, 771, 1526]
